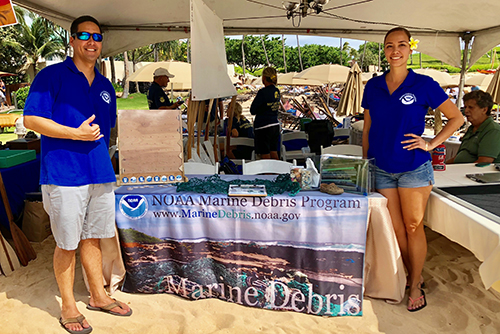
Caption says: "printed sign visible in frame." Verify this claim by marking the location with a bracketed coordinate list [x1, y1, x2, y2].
[115, 187, 368, 317]
[0, 0, 17, 28]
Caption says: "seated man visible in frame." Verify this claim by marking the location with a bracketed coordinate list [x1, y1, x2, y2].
[147, 67, 182, 110]
[447, 90, 500, 164]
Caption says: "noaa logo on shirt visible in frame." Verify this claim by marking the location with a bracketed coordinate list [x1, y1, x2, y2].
[100, 91, 111, 104]
[119, 195, 148, 219]
[400, 93, 417, 105]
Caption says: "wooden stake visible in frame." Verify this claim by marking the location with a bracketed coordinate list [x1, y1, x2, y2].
[225, 96, 237, 157]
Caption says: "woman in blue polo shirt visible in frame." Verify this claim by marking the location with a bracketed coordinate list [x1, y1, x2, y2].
[362, 27, 463, 312]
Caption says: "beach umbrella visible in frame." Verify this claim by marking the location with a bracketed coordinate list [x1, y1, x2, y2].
[486, 68, 500, 121]
[294, 64, 350, 84]
[361, 72, 383, 84]
[337, 62, 363, 116]
[465, 73, 493, 90]
[486, 68, 500, 102]
[127, 61, 192, 90]
[414, 69, 456, 88]
[278, 72, 323, 86]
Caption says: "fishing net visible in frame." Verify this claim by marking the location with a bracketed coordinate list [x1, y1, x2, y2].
[177, 174, 300, 196]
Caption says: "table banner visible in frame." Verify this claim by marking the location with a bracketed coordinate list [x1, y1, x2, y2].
[115, 186, 368, 317]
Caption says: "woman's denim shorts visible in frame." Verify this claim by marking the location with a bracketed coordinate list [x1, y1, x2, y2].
[374, 160, 435, 189]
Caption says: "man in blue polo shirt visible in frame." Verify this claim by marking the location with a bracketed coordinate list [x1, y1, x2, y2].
[24, 15, 131, 334]
[147, 67, 182, 110]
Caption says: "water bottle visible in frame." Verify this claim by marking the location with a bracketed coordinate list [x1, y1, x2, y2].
[432, 144, 446, 171]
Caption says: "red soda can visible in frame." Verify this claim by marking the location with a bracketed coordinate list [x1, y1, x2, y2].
[432, 144, 446, 171]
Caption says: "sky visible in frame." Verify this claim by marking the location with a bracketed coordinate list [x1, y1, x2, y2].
[228, 34, 365, 50]
[279, 35, 364, 49]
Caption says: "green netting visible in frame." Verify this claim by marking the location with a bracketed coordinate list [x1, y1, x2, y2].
[177, 174, 301, 197]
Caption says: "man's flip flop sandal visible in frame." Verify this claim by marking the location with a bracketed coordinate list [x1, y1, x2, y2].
[59, 315, 93, 334]
[86, 298, 132, 316]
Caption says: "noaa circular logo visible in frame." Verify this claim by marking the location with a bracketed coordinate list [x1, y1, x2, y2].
[176, 175, 183, 181]
[400, 93, 417, 105]
[138, 176, 145, 183]
[169, 175, 175, 181]
[161, 175, 167, 182]
[122, 177, 129, 183]
[100, 91, 111, 104]
[119, 195, 148, 220]
[154, 176, 160, 182]
[146, 176, 153, 182]
[130, 177, 137, 183]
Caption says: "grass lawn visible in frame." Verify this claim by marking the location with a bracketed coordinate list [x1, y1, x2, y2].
[0, 128, 19, 143]
[116, 93, 148, 110]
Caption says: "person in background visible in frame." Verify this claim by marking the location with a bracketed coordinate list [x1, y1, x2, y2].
[14, 116, 26, 138]
[362, 27, 463, 312]
[147, 67, 182, 110]
[224, 102, 254, 159]
[447, 90, 500, 164]
[23, 15, 132, 334]
[0, 79, 6, 108]
[250, 67, 280, 160]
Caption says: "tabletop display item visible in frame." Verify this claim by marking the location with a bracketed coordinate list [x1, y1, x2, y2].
[228, 184, 267, 197]
[466, 172, 500, 184]
[320, 154, 374, 195]
[117, 110, 185, 186]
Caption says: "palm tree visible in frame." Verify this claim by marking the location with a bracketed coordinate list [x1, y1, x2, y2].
[4, 8, 65, 77]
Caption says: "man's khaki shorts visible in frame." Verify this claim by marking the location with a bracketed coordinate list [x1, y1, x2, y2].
[42, 183, 115, 250]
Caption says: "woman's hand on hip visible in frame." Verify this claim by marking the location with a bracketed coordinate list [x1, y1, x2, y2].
[401, 133, 430, 151]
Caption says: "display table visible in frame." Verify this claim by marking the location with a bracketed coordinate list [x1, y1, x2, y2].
[111, 175, 405, 314]
[424, 163, 500, 290]
[0, 154, 40, 229]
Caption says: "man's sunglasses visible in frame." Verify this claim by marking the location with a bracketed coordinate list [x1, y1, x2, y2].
[72, 31, 103, 42]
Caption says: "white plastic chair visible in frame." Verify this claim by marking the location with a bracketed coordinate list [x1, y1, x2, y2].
[321, 144, 363, 156]
[242, 159, 296, 175]
[281, 131, 315, 162]
[225, 137, 256, 165]
[184, 161, 219, 175]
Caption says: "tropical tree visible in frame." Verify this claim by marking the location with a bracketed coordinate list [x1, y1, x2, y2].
[0, 25, 26, 84]
[3, 7, 65, 77]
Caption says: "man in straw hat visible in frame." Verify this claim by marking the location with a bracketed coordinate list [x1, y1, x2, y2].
[147, 67, 183, 110]
[23, 15, 131, 334]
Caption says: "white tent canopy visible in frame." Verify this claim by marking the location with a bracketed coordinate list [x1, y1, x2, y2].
[12, 0, 500, 69]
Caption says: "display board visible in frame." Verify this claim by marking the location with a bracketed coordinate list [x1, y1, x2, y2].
[117, 109, 185, 186]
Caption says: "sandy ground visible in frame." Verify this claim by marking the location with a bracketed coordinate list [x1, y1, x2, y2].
[1, 228, 500, 334]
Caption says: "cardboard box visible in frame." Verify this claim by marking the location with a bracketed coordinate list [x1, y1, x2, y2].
[7, 138, 40, 154]
[22, 200, 51, 242]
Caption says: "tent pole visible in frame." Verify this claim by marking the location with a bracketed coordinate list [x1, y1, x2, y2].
[241, 35, 246, 77]
[282, 34, 287, 73]
[378, 42, 381, 71]
[297, 35, 303, 71]
[361, 41, 367, 71]
[457, 33, 473, 109]
[340, 37, 343, 66]
[261, 35, 270, 67]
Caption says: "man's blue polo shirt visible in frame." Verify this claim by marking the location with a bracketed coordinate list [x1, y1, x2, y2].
[361, 69, 448, 173]
[24, 57, 116, 186]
